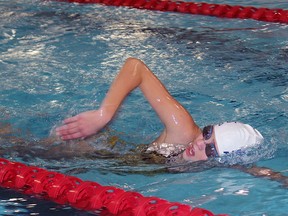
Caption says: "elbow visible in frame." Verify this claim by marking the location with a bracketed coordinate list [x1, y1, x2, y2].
[125, 57, 143, 65]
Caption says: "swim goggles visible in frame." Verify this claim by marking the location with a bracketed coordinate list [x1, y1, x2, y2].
[203, 125, 219, 158]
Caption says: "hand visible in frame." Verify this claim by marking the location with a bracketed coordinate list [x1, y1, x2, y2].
[56, 110, 110, 140]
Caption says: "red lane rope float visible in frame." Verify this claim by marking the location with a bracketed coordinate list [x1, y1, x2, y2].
[60, 0, 288, 23]
[0, 158, 228, 216]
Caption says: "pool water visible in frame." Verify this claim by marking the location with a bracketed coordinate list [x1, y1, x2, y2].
[0, 0, 288, 215]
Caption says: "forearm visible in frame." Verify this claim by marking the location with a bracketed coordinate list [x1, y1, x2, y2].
[233, 165, 288, 187]
[99, 58, 148, 119]
[55, 58, 151, 140]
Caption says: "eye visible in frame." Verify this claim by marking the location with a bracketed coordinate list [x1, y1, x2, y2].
[205, 143, 219, 157]
[205, 145, 213, 157]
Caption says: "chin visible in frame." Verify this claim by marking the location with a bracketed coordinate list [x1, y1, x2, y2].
[183, 153, 208, 162]
[182, 152, 196, 162]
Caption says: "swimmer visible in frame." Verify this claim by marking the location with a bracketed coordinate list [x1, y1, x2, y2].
[53, 58, 288, 187]
[55, 58, 264, 163]
[0, 122, 287, 187]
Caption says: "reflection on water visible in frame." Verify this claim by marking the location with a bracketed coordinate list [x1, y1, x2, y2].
[0, 188, 95, 216]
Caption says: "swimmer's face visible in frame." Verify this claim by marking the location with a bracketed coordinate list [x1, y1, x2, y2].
[182, 125, 218, 162]
[182, 134, 208, 161]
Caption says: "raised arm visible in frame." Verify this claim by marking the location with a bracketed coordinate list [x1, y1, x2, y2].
[56, 58, 200, 143]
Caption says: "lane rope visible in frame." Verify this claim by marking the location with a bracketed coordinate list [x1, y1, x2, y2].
[61, 0, 288, 23]
[0, 158, 228, 215]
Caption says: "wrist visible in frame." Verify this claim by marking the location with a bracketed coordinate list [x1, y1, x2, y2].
[97, 105, 115, 124]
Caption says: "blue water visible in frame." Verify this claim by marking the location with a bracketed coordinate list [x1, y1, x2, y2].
[1, 0, 288, 215]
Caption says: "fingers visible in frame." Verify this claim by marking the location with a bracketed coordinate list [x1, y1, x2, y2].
[56, 126, 85, 140]
[55, 116, 84, 140]
[56, 125, 79, 135]
[63, 115, 79, 124]
[60, 132, 85, 140]
[54, 111, 102, 141]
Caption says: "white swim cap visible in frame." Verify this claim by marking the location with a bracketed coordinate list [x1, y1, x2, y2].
[214, 122, 264, 156]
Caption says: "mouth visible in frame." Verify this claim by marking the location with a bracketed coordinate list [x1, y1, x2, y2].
[185, 145, 195, 157]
